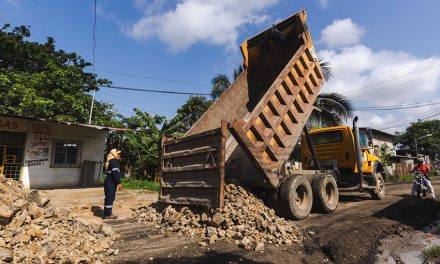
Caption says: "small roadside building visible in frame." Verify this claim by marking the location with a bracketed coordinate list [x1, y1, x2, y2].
[0, 114, 130, 189]
[370, 128, 395, 151]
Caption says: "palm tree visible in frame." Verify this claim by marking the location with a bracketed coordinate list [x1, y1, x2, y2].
[319, 58, 333, 81]
[210, 74, 231, 100]
[233, 65, 244, 80]
[310, 93, 353, 128]
[309, 58, 353, 128]
[123, 109, 184, 179]
[210, 65, 243, 100]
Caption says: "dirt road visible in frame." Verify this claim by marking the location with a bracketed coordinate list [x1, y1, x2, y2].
[41, 179, 440, 264]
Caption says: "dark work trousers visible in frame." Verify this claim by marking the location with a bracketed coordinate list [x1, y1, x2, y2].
[104, 177, 117, 216]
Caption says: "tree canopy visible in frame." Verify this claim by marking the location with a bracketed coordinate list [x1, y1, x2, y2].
[0, 24, 119, 126]
[176, 95, 213, 132]
[119, 109, 184, 178]
[395, 119, 440, 160]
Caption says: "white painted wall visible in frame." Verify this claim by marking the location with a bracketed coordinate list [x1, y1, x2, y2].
[0, 115, 106, 189]
[26, 122, 106, 189]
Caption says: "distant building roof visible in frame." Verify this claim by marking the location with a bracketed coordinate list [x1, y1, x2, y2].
[0, 114, 133, 132]
[370, 128, 395, 138]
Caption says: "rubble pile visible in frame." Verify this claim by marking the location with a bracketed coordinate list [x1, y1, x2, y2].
[133, 184, 303, 251]
[0, 176, 116, 263]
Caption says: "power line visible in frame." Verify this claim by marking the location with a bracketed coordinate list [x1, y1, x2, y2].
[88, 0, 97, 124]
[355, 100, 440, 111]
[97, 69, 209, 87]
[378, 108, 440, 130]
[336, 64, 440, 96]
[99, 85, 211, 96]
[99, 95, 171, 117]
[99, 90, 176, 114]
[348, 71, 440, 100]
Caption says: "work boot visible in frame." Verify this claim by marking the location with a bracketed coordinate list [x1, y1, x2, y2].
[103, 214, 118, 220]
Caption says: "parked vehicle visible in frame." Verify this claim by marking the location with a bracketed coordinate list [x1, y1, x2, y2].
[158, 10, 385, 221]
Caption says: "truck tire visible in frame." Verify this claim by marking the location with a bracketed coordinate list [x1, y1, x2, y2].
[312, 174, 339, 213]
[279, 175, 313, 220]
[370, 172, 386, 200]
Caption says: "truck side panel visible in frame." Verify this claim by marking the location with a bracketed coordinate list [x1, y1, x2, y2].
[160, 122, 227, 207]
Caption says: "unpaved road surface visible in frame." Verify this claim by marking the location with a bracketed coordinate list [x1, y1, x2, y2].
[41, 179, 440, 264]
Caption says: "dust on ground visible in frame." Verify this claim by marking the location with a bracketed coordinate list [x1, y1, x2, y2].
[40, 179, 440, 264]
[39, 187, 157, 219]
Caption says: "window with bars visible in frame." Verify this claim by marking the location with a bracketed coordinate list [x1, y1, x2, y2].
[51, 140, 82, 168]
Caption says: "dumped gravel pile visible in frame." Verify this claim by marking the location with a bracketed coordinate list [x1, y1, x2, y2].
[0, 176, 116, 263]
[132, 184, 303, 251]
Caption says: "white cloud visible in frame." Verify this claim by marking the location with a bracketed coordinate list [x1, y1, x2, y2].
[318, 19, 440, 132]
[125, 0, 279, 52]
[319, 18, 365, 48]
[3, 0, 19, 6]
[318, 0, 329, 8]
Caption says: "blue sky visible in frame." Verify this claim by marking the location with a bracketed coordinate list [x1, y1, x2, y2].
[1, 0, 440, 132]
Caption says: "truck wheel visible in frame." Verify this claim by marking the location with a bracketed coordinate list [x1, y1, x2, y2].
[280, 175, 313, 220]
[370, 172, 385, 200]
[312, 174, 339, 213]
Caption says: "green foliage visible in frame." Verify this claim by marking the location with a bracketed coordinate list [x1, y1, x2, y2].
[0, 23, 118, 126]
[233, 65, 244, 81]
[319, 58, 333, 81]
[395, 120, 440, 160]
[378, 144, 394, 166]
[176, 95, 213, 132]
[210, 74, 231, 100]
[423, 245, 440, 260]
[117, 109, 183, 179]
[120, 178, 160, 192]
[309, 93, 353, 128]
[399, 174, 415, 182]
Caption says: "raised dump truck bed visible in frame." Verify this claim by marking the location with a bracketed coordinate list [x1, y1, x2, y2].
[229, 45, 323, 188]
[159, 10, 329, 219]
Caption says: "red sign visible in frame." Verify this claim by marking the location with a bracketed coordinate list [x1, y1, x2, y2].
[0, 119, 18, 130]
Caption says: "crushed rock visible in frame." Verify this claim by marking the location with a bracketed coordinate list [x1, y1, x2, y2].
[131, 183, 303, 251]
[0, 175, 116, 263]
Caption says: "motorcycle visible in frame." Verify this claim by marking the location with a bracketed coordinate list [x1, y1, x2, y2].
[414, 171, 428, 198]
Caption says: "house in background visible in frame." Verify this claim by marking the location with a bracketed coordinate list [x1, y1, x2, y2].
[0, 114, 130, 189]
[370, 128, 395, 152]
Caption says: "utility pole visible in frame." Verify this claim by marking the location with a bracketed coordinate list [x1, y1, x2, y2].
[415, 133, 433, 157]
[88, 0, 97, 125]
[88, 89, 96, 124]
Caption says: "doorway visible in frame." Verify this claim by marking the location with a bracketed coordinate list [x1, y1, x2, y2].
[0, 131, 26, 181]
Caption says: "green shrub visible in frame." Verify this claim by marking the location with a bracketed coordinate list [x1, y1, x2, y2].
[423, 245, 440, 260]
[400, 174, 414, 183]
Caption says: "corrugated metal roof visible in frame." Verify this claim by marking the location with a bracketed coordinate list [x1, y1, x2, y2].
[0, 114, 133, 132]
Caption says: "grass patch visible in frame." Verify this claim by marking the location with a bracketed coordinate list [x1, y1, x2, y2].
[400, 174, 414, 183]
[423, 245, 440, 260]
[120, 178, 160, 192]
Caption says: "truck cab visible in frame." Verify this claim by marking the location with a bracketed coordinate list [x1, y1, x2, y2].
[301, 125, 385, 192]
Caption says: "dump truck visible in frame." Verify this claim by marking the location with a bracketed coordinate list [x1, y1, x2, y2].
[301, 119, 386, 199]
[159, 10, 385, 220]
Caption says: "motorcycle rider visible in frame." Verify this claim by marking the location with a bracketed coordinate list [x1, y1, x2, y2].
[411, 158, 436, 198]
